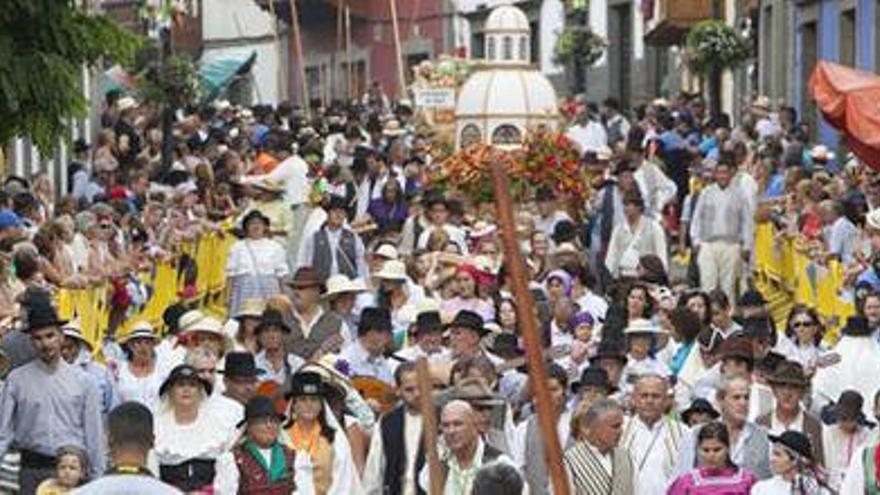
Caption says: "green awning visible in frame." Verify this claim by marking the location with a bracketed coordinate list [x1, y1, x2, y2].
[198, 50, 257, 101]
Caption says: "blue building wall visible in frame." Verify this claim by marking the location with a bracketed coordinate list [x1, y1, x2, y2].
[793, 0, 877, 150]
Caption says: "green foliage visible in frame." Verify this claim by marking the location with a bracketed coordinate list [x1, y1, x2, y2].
[554, 26, 606, 67]
[0, 0, 141, 152]
[136, 53, 200, 109]
[685, 20, 751, 75]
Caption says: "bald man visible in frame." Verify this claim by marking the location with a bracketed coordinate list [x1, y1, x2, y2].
[620, 375, 688, 494]
[418, 400, 517, 495]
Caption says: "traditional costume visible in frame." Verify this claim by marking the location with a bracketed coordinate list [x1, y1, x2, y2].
[563, 439, 635, 495]
[620, 415, 688, 494]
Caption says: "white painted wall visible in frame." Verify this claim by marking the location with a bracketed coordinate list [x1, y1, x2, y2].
[201, 0, 283, 104]
[539, 0, 565, 74]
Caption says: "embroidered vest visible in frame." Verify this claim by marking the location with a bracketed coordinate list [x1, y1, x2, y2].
[312, 228, 358, 282]
[232, 444, 296, 495]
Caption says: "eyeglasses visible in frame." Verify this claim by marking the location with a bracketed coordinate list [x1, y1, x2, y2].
[791, 320, 814, 328]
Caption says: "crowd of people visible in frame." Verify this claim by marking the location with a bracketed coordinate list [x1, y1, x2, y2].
[1, 83, 880, 495]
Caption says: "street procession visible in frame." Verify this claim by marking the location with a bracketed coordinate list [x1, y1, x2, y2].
[4, 0, 880, 493]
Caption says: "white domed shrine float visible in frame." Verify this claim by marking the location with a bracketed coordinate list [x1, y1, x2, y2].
[454, 3, 560, 150]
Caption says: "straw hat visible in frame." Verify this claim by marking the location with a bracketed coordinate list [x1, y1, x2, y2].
[624, 318, 666, 335]
[596, 145, 613, 161]
[117, 96, 138, 112]
[809, 144, 835, 162]
[118, 320, 159, 345]
[324, 275, 367, 298]
[374, 260, 409, 281]
[382, 119, 405, 137]
[236, 299, 265, 319]
[752, 95, 771, 111]
[61, 320, 91, 349]
[252, 178, 285, 194]
[373, 244, 399, 260]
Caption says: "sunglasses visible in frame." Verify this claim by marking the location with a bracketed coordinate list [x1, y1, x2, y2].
[791, 320, 814, 328]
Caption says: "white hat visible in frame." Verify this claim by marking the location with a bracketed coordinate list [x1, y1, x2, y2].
[624, 318, 666, 335]
[118, 320, 159, 344]
[374, 244, 399, 260]
[551, 242, 579, 257]
[178, 310, 207, 331]
[117, 96, 138, 111]
[213, 99, 232, 111]
[752, 95, 771, 111]
[596, 145, 613, 161]
[810, 145, 835, 162]
[374, 260, 409, 281]
[867, 208, 880, 231]
[181, 315, 225, 336]
[61, 320, 90, 347]
[652, 97, 670, 108]
[416, 298, 441, 316]
[325, 275, 367, 297]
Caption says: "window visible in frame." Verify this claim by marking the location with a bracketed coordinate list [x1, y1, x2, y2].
[460, 124, 482, 147]
[519, 36, 528, 61]
[491, 125, 522, 145]
[487, 36, 496, 60]
[503, 36, 513, 60]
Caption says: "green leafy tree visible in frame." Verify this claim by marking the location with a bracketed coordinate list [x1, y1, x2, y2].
[0, 0, 140, 153]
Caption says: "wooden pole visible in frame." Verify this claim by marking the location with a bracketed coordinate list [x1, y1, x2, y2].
[345, 3, 353, 101]
[388, 0, 407, 100]
[288, 0, 310, 118]
[415, 358, 443, 495]
[490, 162, 570, 495]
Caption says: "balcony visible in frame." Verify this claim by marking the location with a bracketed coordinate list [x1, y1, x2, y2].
[644, 0, 715, 46]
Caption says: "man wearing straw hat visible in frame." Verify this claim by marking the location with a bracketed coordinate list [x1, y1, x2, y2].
[0, 290, 106, 492]
[60, 319, 119, 416]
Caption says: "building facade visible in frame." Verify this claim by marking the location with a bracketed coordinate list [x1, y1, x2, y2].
[759, 0, 878, 147]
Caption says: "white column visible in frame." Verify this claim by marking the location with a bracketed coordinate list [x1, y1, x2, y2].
[539, 0, 565, 74]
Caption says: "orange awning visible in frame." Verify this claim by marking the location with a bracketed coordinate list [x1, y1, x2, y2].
[809, 60, 880, 170]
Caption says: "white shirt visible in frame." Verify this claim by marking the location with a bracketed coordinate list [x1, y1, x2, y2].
[254, 351, 305, 385]
[841, 443, 875, 495]
[153, 403, 236, 467]
[751, 475, 798, 495]
[634, 160, 677, 218]
[224, 238, 290, 278]
[418, 440, 517, 495]
[823, 424, 872, 491]
[363, 410, 423, 495]
[338, 340, 395, 385]
[767, 410, 806, 436]
[566, 121, 608, 155]
[243, 154, 310, 205]
[604, 216, 668, 277]
[298, 225, 368, 278]
[623, 416, 686, 495]
[511, 411, 571, 471]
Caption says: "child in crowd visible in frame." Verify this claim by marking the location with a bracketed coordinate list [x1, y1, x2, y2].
[36, 446, 89, 494]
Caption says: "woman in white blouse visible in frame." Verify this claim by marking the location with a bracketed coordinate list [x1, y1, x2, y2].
[775, 305, 828, 373]
[154, 364, 237, 493]
[111, 321, 165, 414]
[225, 209, 289, 317]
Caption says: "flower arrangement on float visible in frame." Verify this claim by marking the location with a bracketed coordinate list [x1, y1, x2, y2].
[430, 127, 588, 202]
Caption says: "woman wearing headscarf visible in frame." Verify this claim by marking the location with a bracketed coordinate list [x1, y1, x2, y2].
[281, 371, 362, 495]
[154, 364, 237, 493]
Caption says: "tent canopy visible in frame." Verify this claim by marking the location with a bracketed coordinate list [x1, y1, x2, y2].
[809, 60, 880, 170]
[197, 50, 257, 102]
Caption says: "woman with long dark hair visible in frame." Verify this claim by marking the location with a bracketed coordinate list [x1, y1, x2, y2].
[281, 371, 361, 495]
[667, 421, 758, 494]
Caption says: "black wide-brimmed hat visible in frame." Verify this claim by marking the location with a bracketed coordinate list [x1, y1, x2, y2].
[285, 371, 329, 400]
[358, 307, 393, 336]
[445, 310, 486, 336]
[241, 209, 271, 228]
[21, 289, 67, 333]
[221, 352, 263, 378]
[415, 311, 443, 334]
[573, 366, 612, 393]
[255, 308, 292, 334]
[589, 339, 628, 365]
[159, 365, 213, 397]
[768, 430, 814, 461]
[237, 396, 286, 428]
[325, 195, 348, 212]
[681, 398, 720, 424]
